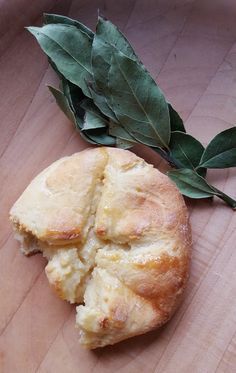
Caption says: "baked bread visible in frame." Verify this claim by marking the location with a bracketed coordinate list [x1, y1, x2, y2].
[10, 147, 191, 348]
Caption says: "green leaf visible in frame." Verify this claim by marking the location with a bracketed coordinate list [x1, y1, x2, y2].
[116, 138, 133, 149]
[60, 77, 71, 99]
[109, 121, 136, 143]
[83, 128, 116, 145]
[48, 57, 63, 77]
[92, 16, 138, 94]
[96, 16, 137, 59]
[168, 104, 185, 132]
[61, 79, 85, 125]
[83, 112, 107, 130]
[80, 99, 117, 145]
[168, 169, 214, 198]
[108, 52, 170, 148]
[80, 99, 108, 130]
[27, 24, 93, 97]
[80, 98, 104, 115]
[79, 131, 97, 145]
[168, 169, 236, 208]
[199, 127, 236, 168]
[48, 85, 78, 128]
[43, 13, 94, 38]
[88, 84, 118, 122]
[169, 131, 206, 176]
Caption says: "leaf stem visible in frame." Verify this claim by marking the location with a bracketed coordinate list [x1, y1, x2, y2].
[152, 147, 174, 167]
[212, 187, 236, 209]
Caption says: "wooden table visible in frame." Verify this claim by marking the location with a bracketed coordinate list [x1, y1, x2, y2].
[1, 1, 236, 372]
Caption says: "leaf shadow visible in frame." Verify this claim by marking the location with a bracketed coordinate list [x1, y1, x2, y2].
[131, 143, 170, 173]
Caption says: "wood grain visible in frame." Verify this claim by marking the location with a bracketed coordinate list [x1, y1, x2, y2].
[1, 1, 236, 372]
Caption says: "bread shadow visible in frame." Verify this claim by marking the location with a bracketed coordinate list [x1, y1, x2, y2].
[91, 325, 166, 358]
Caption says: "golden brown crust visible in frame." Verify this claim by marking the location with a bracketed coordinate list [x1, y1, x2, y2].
[10, 148, 108, 244]
[10, 147, 191, 348]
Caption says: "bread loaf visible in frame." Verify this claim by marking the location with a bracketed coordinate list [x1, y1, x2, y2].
[10, 147, 191, 348]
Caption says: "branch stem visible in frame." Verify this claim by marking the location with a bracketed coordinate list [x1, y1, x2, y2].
[213, 187, 236, 209]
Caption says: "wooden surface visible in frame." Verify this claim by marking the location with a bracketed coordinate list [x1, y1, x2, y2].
[1, 1, 236, 372]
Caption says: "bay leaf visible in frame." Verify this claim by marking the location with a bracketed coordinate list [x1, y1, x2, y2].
[169, 131, 206, 176]
[168, 103, 185, 132]
[62, 80, 85, 124]
[81, 99, 108, 130]
[83, 112, 107, 130]
[128, 132, 166, 148]
[199, 127, 236, 168]
[116, 138, 133, 149]
[92, 16, 138, 94]
[48, 57, 63, 77]
[108, 52, 170, 148]
[48, 85, 78, 128]
[43, 13, 94, 38]
[168, 169, 236, 208]
[167, 169, 215, 199]
[79, 131, 97, 145]
[88, 84, 118, 122]
[95, 16, 137, 59]
[109, 121, 136, 143]
[27, 24, 93, 97]
[60, 78, 71, 102]
[83, 128, 116, 145]
[49, 61, 85, 125]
